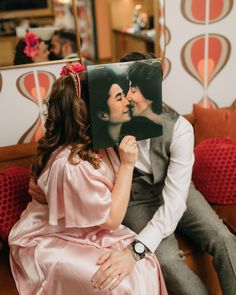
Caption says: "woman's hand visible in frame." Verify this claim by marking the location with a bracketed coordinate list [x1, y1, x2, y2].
[118, 135, 138, 169]
[91, 248, 136, 290]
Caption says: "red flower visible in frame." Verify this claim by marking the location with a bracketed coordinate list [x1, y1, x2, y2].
[60, 63, 86, 76]
[24, 32, 40, 58]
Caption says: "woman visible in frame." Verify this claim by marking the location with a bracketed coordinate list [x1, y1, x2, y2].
[9, 65, 167, 295]
[89, 66, 131, 149]
[14, 32, 49, 65]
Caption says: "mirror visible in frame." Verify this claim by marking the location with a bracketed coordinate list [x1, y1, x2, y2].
[0, 0, 96, 69]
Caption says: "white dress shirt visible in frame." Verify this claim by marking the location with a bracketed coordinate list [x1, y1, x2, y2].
[136, 116, 194, 252]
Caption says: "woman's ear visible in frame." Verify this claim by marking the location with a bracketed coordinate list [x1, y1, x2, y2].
[98, 111, 109, 121]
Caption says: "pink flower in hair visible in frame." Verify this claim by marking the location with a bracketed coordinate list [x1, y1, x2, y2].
[60, 63, 86, 76]
[23, 32, 40, 58]
[72, 63, 87, 73]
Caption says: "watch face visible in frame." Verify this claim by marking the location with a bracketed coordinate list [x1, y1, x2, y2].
[134, 242, 145, 254]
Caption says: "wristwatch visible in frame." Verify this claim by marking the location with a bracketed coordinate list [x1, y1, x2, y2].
[128, 240, 148, 261]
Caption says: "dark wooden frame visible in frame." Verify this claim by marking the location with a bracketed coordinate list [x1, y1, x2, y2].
[0, 0, 53, 20]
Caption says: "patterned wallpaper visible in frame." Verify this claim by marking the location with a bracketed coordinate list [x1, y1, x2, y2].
[0, 62, 67, 147]
[16, 71, 56, 143]
[159, 0, 235, 114]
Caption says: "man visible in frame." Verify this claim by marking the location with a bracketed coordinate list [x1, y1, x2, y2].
[91, 52, 236, 295]
[49, 29, 93, 65]
[121, 59, 163, 141]
[30, 52, 236, 294]
[126, 60, 162, 124]
[49, 29, 78, 60]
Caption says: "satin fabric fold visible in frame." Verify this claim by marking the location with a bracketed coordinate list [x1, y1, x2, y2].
[9, 147, 167, 295]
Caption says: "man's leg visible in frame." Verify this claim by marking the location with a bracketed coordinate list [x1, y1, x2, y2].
[178, 184, 236, 295]
[123, 201, 210, 295]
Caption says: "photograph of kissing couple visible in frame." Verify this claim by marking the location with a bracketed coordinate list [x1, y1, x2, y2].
[88, 58, 163, 150]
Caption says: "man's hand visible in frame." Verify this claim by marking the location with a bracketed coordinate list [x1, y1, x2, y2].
[29, 178, 47, 204]
[91, 248, 136, 290]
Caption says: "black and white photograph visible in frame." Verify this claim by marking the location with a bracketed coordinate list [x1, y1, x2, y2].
[88, 58, 163, 149]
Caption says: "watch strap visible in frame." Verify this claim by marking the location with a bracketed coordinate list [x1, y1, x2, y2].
[129, 239, 149, 260]
[127, 244, 141, 261]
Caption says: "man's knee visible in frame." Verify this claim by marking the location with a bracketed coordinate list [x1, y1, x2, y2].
[208, 227, 236, 252]
[155, 249, 186, 272]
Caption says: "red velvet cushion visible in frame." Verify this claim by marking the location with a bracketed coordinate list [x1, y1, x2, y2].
[0, 167, 31, 243]
[192, 138, 236, 204]
[193, 104, 236, 145]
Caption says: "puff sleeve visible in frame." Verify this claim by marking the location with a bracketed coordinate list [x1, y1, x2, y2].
[42, 156, 113, 228]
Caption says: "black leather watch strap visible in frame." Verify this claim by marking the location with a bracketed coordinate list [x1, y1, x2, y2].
[129, 239, 149, 260]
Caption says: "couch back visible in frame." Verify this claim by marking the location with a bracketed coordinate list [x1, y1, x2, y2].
[1, 105, 235, 168]
[0, 143, 36, 171]
[183, 105, 236, 126]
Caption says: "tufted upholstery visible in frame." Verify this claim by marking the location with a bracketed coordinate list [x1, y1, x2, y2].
[0, 167, 31, 243]
[193, 138, 236, 204]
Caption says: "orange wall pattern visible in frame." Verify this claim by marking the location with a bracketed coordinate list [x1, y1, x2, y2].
[0, 62, 66, 147]
[160, 0, 235, 114]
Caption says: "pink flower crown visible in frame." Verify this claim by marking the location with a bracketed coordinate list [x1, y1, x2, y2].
[60, 63, 86, 76]
[24, 32, 41, 58]
[60, 63, 87, 98]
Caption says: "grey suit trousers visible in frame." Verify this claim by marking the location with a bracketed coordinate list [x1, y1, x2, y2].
[123, 184, 236, 295]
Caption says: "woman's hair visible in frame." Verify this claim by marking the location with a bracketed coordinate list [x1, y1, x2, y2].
[89, 67, 117, 114]
[90, 67, 128, 115]
[14, 39, 33, 65]
[31, 71, 101, 181]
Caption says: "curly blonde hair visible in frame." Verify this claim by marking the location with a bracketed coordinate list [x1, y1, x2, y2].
[31, 72, 100, 181]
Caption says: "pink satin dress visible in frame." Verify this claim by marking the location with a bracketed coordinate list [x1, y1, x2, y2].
[9, 147, 167, 295]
